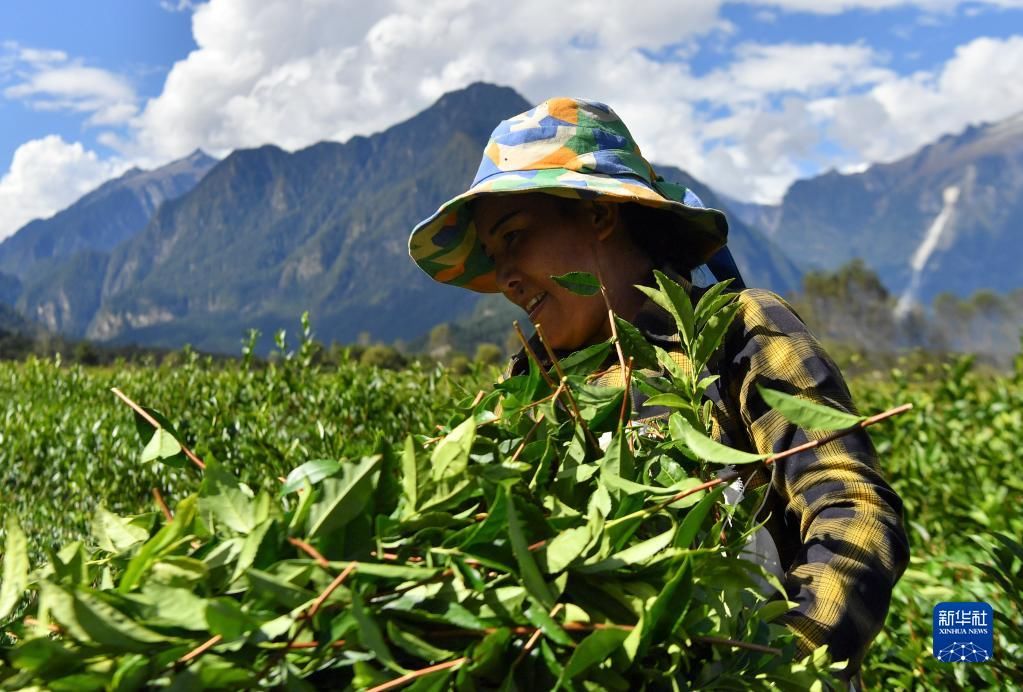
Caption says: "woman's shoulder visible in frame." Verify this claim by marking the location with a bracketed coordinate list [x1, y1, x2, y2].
[730, 287, 811, 335]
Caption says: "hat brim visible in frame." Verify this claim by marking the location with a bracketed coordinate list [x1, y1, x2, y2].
[408, 168, 728, 293]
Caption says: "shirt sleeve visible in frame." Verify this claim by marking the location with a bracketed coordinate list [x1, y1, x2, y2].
[721, 289, 910, 669]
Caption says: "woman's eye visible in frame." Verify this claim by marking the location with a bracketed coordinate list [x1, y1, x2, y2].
[504, 230, 521, 246]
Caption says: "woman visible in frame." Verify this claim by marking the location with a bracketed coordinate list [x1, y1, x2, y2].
[408, 97, 908, 683]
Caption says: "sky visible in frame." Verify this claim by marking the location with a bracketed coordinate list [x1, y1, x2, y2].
[1, 0, 1023, 241]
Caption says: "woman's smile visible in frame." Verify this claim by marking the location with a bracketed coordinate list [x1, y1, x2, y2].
[525, 291, 547, 319]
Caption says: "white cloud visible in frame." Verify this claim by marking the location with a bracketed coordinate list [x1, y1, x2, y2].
[827, 36, 1023, 165]
[4, 0, 1023, 229]
[0, 136, 128, 240]
[117, 0, 944, 203]
[124, 0, 728, 161]
[742, 0, 1023, 13]
[2, 45, 138, 125]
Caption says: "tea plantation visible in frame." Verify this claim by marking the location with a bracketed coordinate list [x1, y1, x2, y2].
[0, 312, 1019, 689]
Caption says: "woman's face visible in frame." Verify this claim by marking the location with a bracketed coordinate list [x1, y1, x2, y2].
[473, 194, 612, 351]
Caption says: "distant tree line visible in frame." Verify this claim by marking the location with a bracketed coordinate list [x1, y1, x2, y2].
[787, 259, 1023, 372]
[2, 260, 1020, 373]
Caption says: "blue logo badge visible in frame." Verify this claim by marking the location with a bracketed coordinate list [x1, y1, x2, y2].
[933, 602, 993, 662]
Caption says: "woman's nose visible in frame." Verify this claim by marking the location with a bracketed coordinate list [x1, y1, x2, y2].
[495, 260, 521, 294]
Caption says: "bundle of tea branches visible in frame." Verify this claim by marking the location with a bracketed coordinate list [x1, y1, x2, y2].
[0, 272, 909, 690]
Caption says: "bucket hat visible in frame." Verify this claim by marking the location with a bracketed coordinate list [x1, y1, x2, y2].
[408, 97, 729, 293]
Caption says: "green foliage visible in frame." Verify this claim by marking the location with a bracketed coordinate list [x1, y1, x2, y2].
[0, 274, 847, 689]
[851, 357, 1023, 689]
[551, 271, 601, 296]
[0, 276, 1019, 689]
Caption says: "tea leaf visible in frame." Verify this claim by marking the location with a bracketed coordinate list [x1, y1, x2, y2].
[279, 459, 342, 496]
[757, 385, 864, 431]
[670, 414, 767, 464]
[307, 455, 382, 538]
[0, 514, 28, 621]
[551, 271, 600, 296]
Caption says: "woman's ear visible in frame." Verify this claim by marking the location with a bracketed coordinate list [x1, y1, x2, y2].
[588, 201, 621, 241]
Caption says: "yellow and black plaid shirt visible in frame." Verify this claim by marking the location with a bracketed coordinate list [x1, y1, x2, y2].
[509, 276, 909, 673]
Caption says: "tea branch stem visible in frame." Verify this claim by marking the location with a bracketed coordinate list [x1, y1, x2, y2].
[110, 387, 206, 471]
[288, 537, 330, 568]
[178, 635, 222, 665]
[151, 487, 172, 522]
[367, 657, 468, 692]
[512, 321, 557, 390]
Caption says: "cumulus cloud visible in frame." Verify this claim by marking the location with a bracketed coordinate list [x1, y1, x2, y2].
[123, 0, 1023, 203]
[744, 0, 1023, 14]
[4, 0, 1023, 225]
[0, 136, 127, 240]
[2, 44, 138, 125]
[826, 36, 1023, 165]
[124, 0, 727, 160]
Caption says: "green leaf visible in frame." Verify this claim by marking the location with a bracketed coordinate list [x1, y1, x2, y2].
[0, 514, 29, 621]
[757, 385, 864, 431]
[525, 602, 574, 646]
[559, 627, 630, 682]
[572, 381, 625, 430]
[557, 340, 612, 377]
[141, 427, 186, 468]
[244, 568, 314, 610]
[387, 620, 456, 663]
[578, 522, 677, 573]
[111, 653, 151, 691]
[641, 393, 689, 409]
[91, 506, 150, 554]
[653, 270, 695, 346]
[137, 583, 208, 630]
[674, 485, 726, 547]
[600, 472, 701, 498]
[544, 524, 593, 574]
[119, 494, 198, 593]
[505, 485, 555, 609]
[623, 557, 691, 661]
[692, 279, 735, 328]
[613, 316, 658, 370]
[279, 459, 342, 496]
[756, 599, 797, 623]
[431, 417, 476, 482]
[230, 518, 273, 583]
[199, 462, 258, 534]
[306, 455, 382, 538]
[206, 598, 260, 640]
[401, 435, 418, 514]
[670, 414, 767, 465]
[352, 591, 405, 673]
[551, 271, 600, 296]
[40, 582, 171, 652]
[692, 302, 739, 370]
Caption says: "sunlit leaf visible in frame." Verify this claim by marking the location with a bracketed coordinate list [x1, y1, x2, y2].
[757, 385, 864, 431]
[551, 271, 600, 296]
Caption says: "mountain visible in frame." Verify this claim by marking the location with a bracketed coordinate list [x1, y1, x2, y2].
[655, 166, 801, 295]
[770, 112, 1023, 308]
[0, 150, 217, 282]
[84, 84, 533, 352]
[4, 84, 801, 354]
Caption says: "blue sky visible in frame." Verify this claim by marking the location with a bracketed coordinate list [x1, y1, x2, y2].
[2, 0, 1023, 239]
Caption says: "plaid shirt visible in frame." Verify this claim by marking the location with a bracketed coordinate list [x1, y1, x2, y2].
[509, 275, 909, 674]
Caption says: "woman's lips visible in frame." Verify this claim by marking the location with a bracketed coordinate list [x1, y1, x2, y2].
[526, 292, 547, 320]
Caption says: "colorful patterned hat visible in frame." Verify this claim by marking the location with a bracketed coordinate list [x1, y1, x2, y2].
[408, 97, 728, 293]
